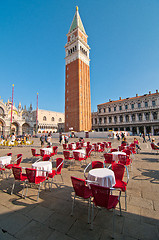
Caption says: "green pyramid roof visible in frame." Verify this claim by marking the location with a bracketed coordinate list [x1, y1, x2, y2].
[69, 7, 86, 34]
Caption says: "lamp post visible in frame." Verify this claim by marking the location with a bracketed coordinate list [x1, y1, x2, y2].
[10, 84, 14, 134]
[36, 93, 38, 134]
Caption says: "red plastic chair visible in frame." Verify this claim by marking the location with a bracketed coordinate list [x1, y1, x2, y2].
[63, 150, 74, 166]
[68, 144, 73, 150]
[73, 151, 87, 164]
[122, 149, 131, 156]
[90, 184, 121, 237]
[11, 166, 27, 196]
[110, 148, 118, 153]
[25, 168, 47, 201]
[121, 143, 127, 147]
[53, 146, 58, 155]
[107, 142, 112, 148]
[103, 153, 115, 167]
[118, 154, 131, 167]
[118, 146, 125, 151]
[31, 149, 41, 157]
[71, 176, 92, 223]
[151, 143, 159, 154]
[63, 143, 68, 150]
[112, 163, 129, 211]
[7, 153, 12, 157]
[43, 155, 50, 161]
[84, 161, 104, 179]
[40, 149, 45, 157]
[5, 154, 23, 171]
[48, 158, 64, 189]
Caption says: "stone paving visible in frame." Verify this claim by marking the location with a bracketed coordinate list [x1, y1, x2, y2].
[0, 136, 159, 240]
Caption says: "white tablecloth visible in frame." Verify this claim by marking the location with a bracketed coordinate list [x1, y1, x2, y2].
[71, 143, 76, 150]
[32, 161, 52, 176]
[41, 148, 53, 155]
[0, 156, 12, 167]
[87, 168, 116, 188]
[111, 151, 126, 161]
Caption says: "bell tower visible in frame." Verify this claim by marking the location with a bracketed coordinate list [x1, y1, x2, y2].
[65, 6, 91, 132]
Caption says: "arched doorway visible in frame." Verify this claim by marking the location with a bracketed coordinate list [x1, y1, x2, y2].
[11, 122, 19, 135]
[22, 123, 30, 134]
[0, 120, 5, 135]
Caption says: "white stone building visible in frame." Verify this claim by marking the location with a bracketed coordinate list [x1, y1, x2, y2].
[0, 98, 65, 136]
[92, 90, 159, 135]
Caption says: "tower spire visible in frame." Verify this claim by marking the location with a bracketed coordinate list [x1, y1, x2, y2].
[69, 6, 86, 34]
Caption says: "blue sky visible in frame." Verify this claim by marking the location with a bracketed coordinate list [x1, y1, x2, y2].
[0, 0, 159, 112]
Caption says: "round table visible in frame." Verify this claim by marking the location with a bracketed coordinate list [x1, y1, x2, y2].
[111, 151, 126, 162]
[32, 161, 52, 176]
[0, 156, 12, 167]
[41, 148, 53, 155]
[87, 168, 116, 188]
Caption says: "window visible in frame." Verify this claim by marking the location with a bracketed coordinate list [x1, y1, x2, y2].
[119, 106, 122, 111]
[138, 113, 142, 121]
[103, 108, 105, 113]
[59, 118, 62, 122]
[145, 102, 148, 107]
[104, 117, 106, 123]
[109, 107, 111, 112]
[145, 113, 149, 120]
[126, 115, 129, 122]
[114, 107, 116, 112]
[132, 114, 135, 121]
[138, 103, 141, 108]
[152, 101, 156, 107]
[109, 117, 112, 123]
[131, 104, 134, 109]
[51, 117, 54, 121]
[43, 116, 47, 121]
[95, 118, 97, 124]
[99, 109, 101, 113]
[119, 115, 123, 122]
[99, 118, 102, 124]
[125, 105, 128, 110]
[153, 112, 157, 120]
[114, 116, 117, 123]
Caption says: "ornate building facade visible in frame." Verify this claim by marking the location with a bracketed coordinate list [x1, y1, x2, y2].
[92, 90, 159, 135]
[64, 7, 91, 132]
[0, 98, 64, 136]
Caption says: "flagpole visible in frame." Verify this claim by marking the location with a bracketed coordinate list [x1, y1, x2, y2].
[36, 93, 38, 134]
[10, 84, 14, 134]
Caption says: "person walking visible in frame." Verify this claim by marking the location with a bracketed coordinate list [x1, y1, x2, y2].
[142, 133, 146, 143]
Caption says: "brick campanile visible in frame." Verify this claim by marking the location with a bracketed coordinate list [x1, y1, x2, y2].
[65, 6, 91, 132]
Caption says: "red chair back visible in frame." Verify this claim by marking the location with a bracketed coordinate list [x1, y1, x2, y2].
[40, 149, 45, 157]
[68, 144, 73, 150]
[73, 151, 81, 160]
[112, 163, 125, 182]
[122, 149, 131, 156]
[26, 168, 36, 183]
[130, 143, 135, 147]
[63, 144, 67, 150]
[110, 148, 118, 153]
[151, 143, 157, 150]
[103, 153, 114, 164]
[118, 146, 125, 151]
[56, 158, 63, 175]
[71, 176, 87, 198]
[31, 149, 36, 156]
[43, 155, 50, 161]
[90, 184, 110, 208]
[92, 161, 103, 169]
[86, 146, 92, 157]
[121, 143, 127, 147]
[16, 154, 23, 166]
[108, 142, 112, 148]
[63, 150, 71, 159]
[12, 166, 23, 180]
[7, 153, 12, 157]
[118, 155, 127, 165]
[53, 146, 58, 154]
[87, 142, 90, 147]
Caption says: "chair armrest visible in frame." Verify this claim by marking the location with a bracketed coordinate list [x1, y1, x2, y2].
[125, 166, 129, 184]
[84, 162, 91, 179]
[56, 160, 64, 171]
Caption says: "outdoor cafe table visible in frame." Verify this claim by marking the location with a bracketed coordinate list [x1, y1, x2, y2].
[0, 156, 12, 168]
[32, 161, 52, 177]
[111, 151, 126, 162]
[41, 147, 53, 155]
[87, 168, 116, 188]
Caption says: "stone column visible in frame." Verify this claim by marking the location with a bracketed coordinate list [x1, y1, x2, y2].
[144, 126, 146, 135]
[137, 126, 139, 135]
[151, 126, 154, 136]
[18, 126, 22, 135]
